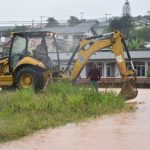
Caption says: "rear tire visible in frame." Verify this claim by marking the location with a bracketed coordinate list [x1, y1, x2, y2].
[15, 66, 44, 91]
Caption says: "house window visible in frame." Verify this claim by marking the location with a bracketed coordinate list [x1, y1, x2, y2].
[96, 63, 103, 76]
[73, 35, 83, 40]
[128, 63, 145, 77]
[135, 65, 145, 76]
[106, 66, 112, 77]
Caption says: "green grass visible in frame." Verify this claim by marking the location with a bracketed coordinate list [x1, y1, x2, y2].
[0, 82, 131, 143]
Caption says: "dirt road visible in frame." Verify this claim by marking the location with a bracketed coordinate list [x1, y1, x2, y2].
[0, 89, 150, 150]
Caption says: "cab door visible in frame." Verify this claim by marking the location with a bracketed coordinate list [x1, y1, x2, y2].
[9, 35, 26, 72]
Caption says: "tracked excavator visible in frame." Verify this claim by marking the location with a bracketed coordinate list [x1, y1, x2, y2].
[0, 30, 137, 100]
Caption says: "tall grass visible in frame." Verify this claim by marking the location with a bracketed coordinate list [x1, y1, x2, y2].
[0, 82, 130, 142]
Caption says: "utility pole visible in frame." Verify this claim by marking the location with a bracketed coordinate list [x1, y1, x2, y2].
[40, 16, 45, 29]
[32, 19, 34, 28]
[80, 12, 84, 21]
[105, 13, 111, 21]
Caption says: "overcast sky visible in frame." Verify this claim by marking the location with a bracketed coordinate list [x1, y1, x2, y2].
[0, 0, 150, 24]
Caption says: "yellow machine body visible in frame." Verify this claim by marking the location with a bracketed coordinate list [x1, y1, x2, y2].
[0, 56, 47, 87]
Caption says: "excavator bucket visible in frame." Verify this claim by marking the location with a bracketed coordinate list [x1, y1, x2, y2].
[120, 78, 138, 100]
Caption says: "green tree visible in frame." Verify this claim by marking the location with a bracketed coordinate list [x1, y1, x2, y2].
[120, 15, 132, 38]
[128, 38, 144, 50]
[67, 16, 81, 26]
[109, 17, 122, 31]
[46, 17, 59, 27]
[121, 0, 132, 38]
[109, 0, 132, 39]
[109, 16, 132, 38]
[122, 0, 131, 16]
[131, 27, 150, 41]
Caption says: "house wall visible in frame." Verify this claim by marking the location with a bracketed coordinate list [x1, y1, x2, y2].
[48, 50, 150, 78]
[61, 59, 150, 78]
[83, 59, 150, 78]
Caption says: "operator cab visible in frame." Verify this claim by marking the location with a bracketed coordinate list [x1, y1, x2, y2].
[9, 31, 60, 72]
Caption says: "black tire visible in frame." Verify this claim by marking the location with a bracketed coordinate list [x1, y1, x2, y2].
[15, 66, 44, 91]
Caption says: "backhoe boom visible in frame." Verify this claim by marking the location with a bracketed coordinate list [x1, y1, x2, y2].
[66, 30, 138, 100]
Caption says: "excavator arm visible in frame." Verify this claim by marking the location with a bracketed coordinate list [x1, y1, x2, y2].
[65, 30, 138, 100]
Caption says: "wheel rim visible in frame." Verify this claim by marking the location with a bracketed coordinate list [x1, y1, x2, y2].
[20, 73, 33, 88]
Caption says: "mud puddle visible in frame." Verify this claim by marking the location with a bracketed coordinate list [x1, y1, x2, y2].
[0, 89, 150, 150]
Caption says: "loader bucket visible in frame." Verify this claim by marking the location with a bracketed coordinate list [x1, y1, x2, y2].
[120, 79, 138, 100]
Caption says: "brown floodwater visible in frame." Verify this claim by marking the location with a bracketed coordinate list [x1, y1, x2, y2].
[0, 89, 150, 150]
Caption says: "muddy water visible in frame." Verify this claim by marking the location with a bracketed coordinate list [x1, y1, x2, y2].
[0, 89, 150, 150]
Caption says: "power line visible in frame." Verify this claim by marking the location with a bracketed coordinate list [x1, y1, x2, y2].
[0, 16, 107, 23]
[0, 16, 110, 26]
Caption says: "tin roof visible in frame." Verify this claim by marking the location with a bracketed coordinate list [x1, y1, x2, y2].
[0, 26, 15, 32]
[40, 20, 98, 35]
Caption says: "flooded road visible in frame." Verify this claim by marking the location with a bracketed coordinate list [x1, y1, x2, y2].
[0, 89, 150, 150]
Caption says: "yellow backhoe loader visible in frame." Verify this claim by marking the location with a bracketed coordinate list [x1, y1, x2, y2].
[0, 31, 60, 90]
[0, 30, 138, 100]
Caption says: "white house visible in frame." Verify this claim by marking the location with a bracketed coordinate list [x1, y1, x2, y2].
[48, 49, 150, 78]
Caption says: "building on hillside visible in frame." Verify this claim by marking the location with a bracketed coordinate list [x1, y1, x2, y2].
[133, 18, 150, 29]
[0, 26, 15, 33]
[34, 23, 47, 29]
[0, 37, 11, 54]
[29, 20, 109, 52]
[94, 21, 110, 34]
[0, 26, 15, 52]
[42, 20, 100, 52]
